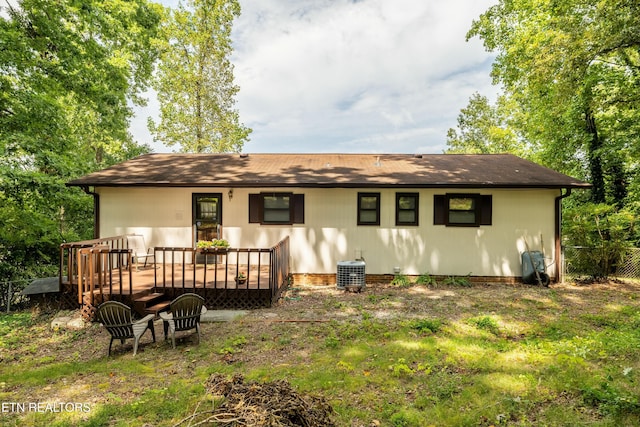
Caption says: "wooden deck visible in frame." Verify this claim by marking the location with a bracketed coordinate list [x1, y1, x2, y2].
[60, 236, 290, 319]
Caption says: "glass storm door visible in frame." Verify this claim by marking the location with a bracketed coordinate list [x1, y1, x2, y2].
[193, 193, 222, 244]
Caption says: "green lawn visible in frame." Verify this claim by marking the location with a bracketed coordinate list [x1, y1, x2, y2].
[1, 280, 640, 426]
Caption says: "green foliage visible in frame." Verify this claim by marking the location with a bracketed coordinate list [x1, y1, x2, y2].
[149, 0, 251, 153]
[414, 272, 437, 287]
[389, 409, 425, 427]
[443, 274, 471, 287]
[1, 0, 160, 283]
[324, 333, 340, 349]
[564, 203, 636, 278]
[218, 335, 247, 354]
[196, 239, 230, 248]
[580, 381, 640, 417]
[390, 274, 412, 287]
[462, 0, 640, 208]
[468, 315, 501, 336]
[446, 93, 525, 156]
[388, 358, 415, 377]
[408, 318, 444, 334]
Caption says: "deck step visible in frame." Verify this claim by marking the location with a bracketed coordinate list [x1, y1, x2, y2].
[144, 301, 171, 316]
[133, 292, 170, 317]
[135, 292, 165, 303]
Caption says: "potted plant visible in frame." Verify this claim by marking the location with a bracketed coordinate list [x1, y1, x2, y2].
[235, 272, 247, 285]
[197, 239, 230, 252]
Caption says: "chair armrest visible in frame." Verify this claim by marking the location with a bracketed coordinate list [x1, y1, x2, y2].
[134, 314, 155, 325]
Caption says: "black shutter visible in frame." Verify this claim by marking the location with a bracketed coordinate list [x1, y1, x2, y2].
[292, 194, 305, 224]
[479, 195, 492, 225]
[434, 195, 446, 225]
[248, 194, 261, 223]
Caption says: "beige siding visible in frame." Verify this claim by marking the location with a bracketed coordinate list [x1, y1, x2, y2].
[97, 187, 559, 278]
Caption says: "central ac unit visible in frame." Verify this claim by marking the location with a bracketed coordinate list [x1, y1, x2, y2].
[337, 260, 366, 290]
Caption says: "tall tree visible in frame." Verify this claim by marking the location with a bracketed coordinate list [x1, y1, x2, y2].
[446, 93, 524, 156]
[149, 0, 251, 153]
[0, 0, 161, 283]
[466, 0, 640, 206]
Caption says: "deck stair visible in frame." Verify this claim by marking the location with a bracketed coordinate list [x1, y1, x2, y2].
[133, 292, 170, 317]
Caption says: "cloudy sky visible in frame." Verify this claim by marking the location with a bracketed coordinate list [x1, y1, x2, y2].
[133, 0, 498, 154]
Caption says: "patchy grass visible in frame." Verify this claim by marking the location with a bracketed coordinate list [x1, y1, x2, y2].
[1, 280, 640, 426]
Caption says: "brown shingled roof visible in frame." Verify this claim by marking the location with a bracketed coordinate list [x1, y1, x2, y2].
[66, 153, 591, 189]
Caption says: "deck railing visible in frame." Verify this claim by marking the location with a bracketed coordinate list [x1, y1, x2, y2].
[61, 235, 290, 310]
[76, 247, 133, 306]
[60, 235, 131, 294]
[269, 236, 290, 301]
[154, 236, 290, 308]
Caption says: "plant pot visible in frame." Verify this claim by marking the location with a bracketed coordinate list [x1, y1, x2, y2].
[235, 278, 246, 285]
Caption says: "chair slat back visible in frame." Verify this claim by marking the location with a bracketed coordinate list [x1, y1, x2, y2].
[170, 294, 204, 332]
[97, 301, 134, 339]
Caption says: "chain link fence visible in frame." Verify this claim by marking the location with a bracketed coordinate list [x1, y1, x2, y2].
[564, 246, 640, 279]
[0, 279, 31, 313]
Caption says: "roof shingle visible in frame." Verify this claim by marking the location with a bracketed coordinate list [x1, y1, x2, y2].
[66, 153, 591, 189]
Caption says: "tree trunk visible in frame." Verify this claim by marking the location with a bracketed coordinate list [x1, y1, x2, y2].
[585, 108, 605, 204]
[610, 159, 627, 209]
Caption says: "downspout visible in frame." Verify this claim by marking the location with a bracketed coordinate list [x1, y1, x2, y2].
[81, 186, 100, 239]
[554, 188, 572, 283]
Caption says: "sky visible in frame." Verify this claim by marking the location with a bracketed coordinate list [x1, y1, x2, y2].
[132, 0, 499, 154]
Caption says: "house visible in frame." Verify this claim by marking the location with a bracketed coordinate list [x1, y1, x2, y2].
[66, 153, 590, 284]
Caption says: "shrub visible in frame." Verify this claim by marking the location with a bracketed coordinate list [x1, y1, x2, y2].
[443, 274, 471, 287]
[564, 203, 635, 278]
[415, 272, 437, 287]
[390, 274, 412, 287]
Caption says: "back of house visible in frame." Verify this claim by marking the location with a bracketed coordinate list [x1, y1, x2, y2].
[67, 153, 590, 284]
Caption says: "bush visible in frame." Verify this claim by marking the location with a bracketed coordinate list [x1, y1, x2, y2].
[564, 203, 635, 279]
[415, 272, 437, 287]
[390, 274, 412, 287]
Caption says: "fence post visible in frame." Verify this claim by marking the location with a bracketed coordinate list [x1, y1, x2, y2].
[5, 282, 11, 313]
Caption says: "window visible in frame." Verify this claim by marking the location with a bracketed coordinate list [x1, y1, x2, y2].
[358, 192, 380, 225]
[249, 193, 304, 224]
[263, 194, 291, 223]
[396, 193, 419, 226]
[434, 194, 492, 227]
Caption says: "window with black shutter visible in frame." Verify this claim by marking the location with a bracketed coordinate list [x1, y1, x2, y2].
[433, 194, 492, 226]
[248, 193, 304, 225]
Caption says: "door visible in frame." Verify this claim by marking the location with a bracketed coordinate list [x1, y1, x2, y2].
[193, 193, 222, 244]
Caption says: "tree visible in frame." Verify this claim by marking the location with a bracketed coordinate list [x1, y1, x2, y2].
[466, 0, 640, 206]
[446, 93, 524, 156]
[0, 0, 161, 284]
[149, 0, 251, 153]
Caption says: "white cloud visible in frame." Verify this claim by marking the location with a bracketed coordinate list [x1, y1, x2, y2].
[136, 0, 499, 154]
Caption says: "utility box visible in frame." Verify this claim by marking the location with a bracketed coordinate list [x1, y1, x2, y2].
[522, 251, 550, 286]
[337, 261, 366, 290]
